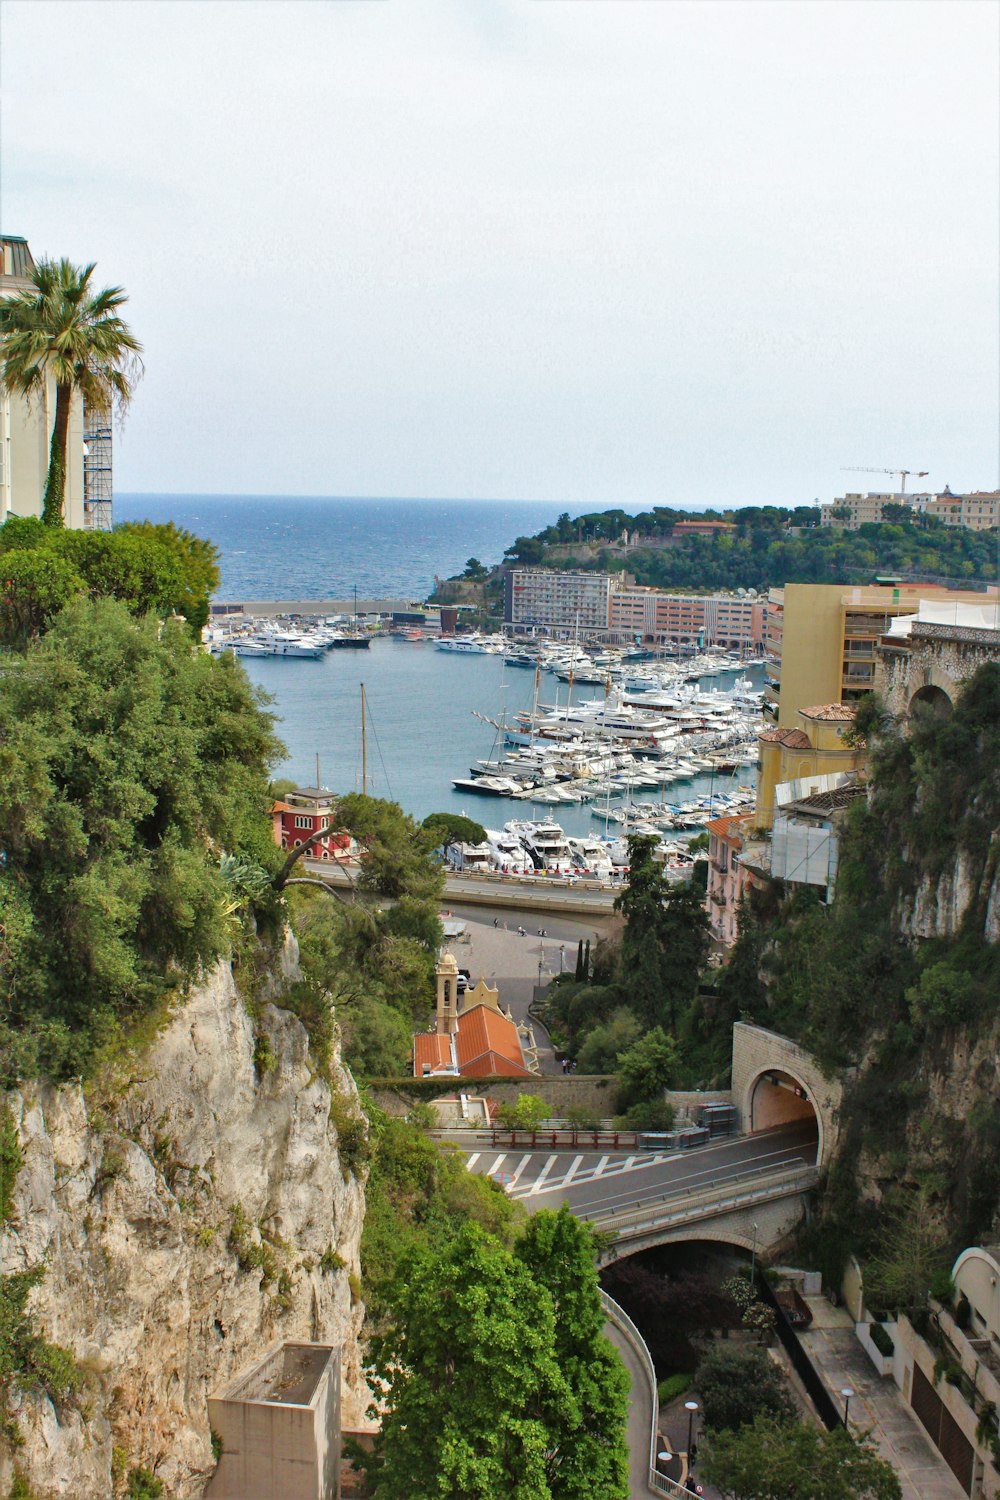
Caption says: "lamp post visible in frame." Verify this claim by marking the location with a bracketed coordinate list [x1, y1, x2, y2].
[685, 1399, 699, 1459]
[656, 1451, 673, 1474]
[841, 1386, 854, 1429]
[751, 1221, 759, 1285]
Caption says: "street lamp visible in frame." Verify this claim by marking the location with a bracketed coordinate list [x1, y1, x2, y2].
[656, 1451, 673, 1472]
[685, 1399, 699, 1458]
[841, 1386, 854, 1428]
[751, 1221, 759, 1284]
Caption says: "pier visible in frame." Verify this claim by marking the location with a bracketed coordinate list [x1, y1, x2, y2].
[210, 597, 426, 619]
[304, 858, 618, 916]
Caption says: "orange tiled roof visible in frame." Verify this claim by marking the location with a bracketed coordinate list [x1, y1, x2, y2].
[758, 727, 811, 748]
[707, 814, 748, 846]
[413, 1033, 452, 1075]
[799, 703, 856, 722]
[455, 1005, 534, 1078]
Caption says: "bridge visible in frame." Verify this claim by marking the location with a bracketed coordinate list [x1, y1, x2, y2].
[455, 1023, 840, 1259]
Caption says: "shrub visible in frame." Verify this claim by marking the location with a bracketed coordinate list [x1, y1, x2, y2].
[657, 1372, 692, 1404]
[0, 1107, 22, 1225]
[127, 1468, 163, 1500]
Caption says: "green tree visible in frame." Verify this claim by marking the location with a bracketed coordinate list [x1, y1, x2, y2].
[496, 1094, 550, 1131]
[615, 838, 710, 1030]
[516, 1208, 630, 1499]
[0, 598, 283, 1080]
[463, 557, 488, 580]
[0, 258, 142, 525]
[422, 811, 487, 857]
[368, 1225, 577, 1500]
[338, 794, 444, 901]
[575, 1008, 643, 1073]
[701, 1414, 901, 1499]
[695, 1345, 795, 1433]
[614, 1027, 678, 1111]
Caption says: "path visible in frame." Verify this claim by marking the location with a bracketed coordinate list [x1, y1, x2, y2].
[603, 1318, 664, 1500]
[799, 1306, 966, 1500]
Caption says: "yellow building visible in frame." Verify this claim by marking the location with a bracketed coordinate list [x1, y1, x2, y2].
[764, 583, 994, 728]
[755, 703, 864, 830]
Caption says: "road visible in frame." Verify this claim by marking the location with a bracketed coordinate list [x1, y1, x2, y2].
[303, 856, 619, 915]
[439, 904, 607, 1073]
[446, 1122, 818, 1221]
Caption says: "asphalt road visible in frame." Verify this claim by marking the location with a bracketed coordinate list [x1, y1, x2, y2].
[447, 1123, 818, 1221]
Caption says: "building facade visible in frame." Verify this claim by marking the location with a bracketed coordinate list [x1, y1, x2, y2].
[0, 234, 95, 530]
[755, 703, 865, 831]
[821, 488, 999, 532]
[271, 787, 353, 862]
[607, 587, 764, 650]
[504, 568, 615, 635]
[705, 813, 755, 948]
[764, 583, 994, 727]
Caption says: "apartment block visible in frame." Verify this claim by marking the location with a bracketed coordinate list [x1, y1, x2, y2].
[504, 568, 615, 635]
[607, 586, 765, 650]
[764, 583, 993, 727]
[0, 234, 99, 530]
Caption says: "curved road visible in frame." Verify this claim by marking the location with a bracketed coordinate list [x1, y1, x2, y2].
[448, 1122, 818, 1223]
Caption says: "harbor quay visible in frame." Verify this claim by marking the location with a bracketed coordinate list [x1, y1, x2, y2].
[210, 597, 424, 619]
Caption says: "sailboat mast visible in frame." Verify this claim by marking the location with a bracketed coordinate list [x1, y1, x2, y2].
[361, 682, 367, 796]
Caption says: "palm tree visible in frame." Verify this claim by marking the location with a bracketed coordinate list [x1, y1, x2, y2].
[0, 258, 142, 525]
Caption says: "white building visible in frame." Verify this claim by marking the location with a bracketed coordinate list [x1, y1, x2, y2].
[0, 234, 107, 530]
[504, 567, 616, 636]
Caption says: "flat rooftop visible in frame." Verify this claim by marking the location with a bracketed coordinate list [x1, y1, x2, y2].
[222, 1342, 335, 1409]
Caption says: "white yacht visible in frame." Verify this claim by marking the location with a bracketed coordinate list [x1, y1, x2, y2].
[504, 819, 574, 874]
[566, 837, 615, 879]
[484, 828, 533, 876]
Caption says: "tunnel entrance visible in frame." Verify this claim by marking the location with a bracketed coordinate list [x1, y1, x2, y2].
[909, 683, 952, 721]
[748, 1068, 820, 1158]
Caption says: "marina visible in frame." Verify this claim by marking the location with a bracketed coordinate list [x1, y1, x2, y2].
[235, 633, 763, 849]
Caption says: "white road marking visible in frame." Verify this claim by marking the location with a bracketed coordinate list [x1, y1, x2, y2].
[561, 1155, 585, 1188]
[485, 1154, 507, 1177]
[466, 1153, 480, 1171]
[595, 1155, 609, 1176]
[509, 1154, 533, 1187]
[525, 1154, 559, 1195]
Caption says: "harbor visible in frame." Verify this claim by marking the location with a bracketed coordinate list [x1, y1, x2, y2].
[234, 631, 763, 859]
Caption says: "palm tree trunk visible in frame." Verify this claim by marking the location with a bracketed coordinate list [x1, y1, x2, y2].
[41, 383, 72, 526]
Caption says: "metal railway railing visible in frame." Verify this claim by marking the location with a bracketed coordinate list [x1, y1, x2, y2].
[600, 1289, 688, 1498]
[585, 1163, 820, 1240]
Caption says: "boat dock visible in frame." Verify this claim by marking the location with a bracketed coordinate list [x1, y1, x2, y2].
[210, 597, 427, 619]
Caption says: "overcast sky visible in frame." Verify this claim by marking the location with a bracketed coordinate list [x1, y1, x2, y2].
[1, 0, 997, 507]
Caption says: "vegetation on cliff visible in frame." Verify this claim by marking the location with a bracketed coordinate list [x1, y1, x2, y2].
[501, 504, 996, 589]
[715, 664, 1000, 1283]
[0, 592, 283, 1081]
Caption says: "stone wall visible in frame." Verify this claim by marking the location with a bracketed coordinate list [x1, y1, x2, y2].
[879, 622, 1000, 719]
[731, 1022, 842, 1166]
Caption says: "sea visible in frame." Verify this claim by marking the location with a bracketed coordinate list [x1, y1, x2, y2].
[116, 494, 756, 839]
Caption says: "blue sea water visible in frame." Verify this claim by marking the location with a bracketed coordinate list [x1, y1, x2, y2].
[115, 493, 564, 601]
[116, 493, 755, 835]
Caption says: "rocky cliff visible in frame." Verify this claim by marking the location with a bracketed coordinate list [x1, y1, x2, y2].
[0, 941, 369, 1499]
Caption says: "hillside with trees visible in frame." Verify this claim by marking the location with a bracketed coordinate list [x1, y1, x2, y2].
[500, 505, 996, 591]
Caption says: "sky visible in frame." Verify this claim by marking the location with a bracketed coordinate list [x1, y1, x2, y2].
[1, 0, 998, 508]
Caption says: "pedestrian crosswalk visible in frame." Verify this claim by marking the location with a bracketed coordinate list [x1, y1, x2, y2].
[465, 1148, 680, 1199]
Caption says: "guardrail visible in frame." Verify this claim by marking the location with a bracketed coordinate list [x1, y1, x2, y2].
[600, 1289, 688, 1498]
[586, 1163, 820, 1241]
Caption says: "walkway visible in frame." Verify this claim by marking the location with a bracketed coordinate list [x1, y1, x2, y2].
[603, 1318, 664, 1500]
[799, 1303, 966, 1500]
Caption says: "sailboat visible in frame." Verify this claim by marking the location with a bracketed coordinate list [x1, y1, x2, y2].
[331, 586, 371, 649]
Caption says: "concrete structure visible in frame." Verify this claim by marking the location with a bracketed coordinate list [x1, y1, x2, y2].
[412, 952, 540, 1078]
[705, 812, 755, 947]
[672, 518, 736, 537]
[763, 583, 994, 726]
[0, 234, 92, 529]
[271, 787, 353, 863]
[770, 779, 866, 896]
[504, 567, 616, 636]
[207, 1341, 341, 1500]
[755, 702, 865, 831]
[877, 601, 1000, 720]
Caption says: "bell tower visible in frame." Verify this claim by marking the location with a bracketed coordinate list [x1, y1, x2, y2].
[435, 951, 460, 1037]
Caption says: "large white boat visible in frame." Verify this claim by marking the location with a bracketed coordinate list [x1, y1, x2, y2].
[484, 828, 533, 876]
[262, 631, 325, 658]
[565, 836, 615, 880]
[435, 634, 501, 654]
[504, 819, 574, 874]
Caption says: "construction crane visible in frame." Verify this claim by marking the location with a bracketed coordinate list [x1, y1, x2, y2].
[842, 467, 929, 495]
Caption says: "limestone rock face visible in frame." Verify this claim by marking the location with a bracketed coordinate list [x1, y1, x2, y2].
[0, 950, 369, 1499]
[895, 832, 1000, 944]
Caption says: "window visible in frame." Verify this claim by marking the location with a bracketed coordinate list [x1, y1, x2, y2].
[294, 814, 313, 829]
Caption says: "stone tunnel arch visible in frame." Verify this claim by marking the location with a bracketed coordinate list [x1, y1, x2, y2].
[731, 1023, 842, 1168]
[908, 682, 953, 721]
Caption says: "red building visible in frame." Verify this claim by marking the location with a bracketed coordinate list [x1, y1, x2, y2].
[270, 787, 353, 863]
